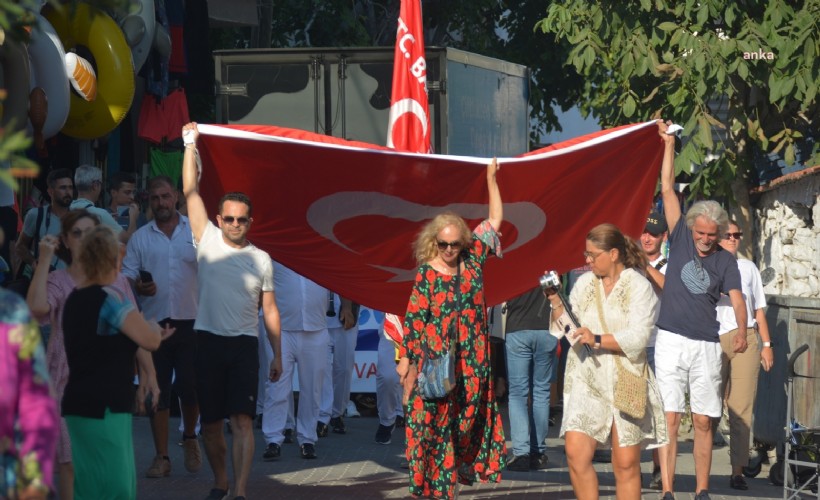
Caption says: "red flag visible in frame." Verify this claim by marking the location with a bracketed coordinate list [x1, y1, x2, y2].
[387, 0, 430, 153]
[194, 121, 664, 315]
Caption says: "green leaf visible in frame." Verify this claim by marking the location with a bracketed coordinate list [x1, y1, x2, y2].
[737, 60, 749, 79]
[784, 143, 795, 165]
[724, 6, 736, 27]
[623, 94, 637, 117]
[658, 22, 678, 32]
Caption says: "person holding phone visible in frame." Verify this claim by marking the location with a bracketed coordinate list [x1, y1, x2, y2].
[123, 175, 203, 480]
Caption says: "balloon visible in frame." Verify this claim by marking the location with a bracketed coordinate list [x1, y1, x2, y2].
[27, 14, 70, 140]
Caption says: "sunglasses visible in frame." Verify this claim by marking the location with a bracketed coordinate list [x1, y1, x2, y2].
[437, 240, 462, 250]
[724, 232, 743, 240]
[221, 216, 250, 226]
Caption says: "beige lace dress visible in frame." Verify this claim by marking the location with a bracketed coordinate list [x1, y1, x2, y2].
[551, 268, 668, 449]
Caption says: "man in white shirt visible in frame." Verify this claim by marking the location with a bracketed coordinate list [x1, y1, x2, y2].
[123, 175, 202, 479]
[70, 165, 132, 242]
[182, 122, 281, 500]
[261, 263, 329, 461]
[641, 210, 668, 490]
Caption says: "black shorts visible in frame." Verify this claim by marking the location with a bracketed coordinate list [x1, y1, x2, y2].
[153, 319, 197, 410]
[195, 330, 259, 423]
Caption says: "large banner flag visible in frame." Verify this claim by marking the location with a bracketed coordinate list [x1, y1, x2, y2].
[193, 121, 664, 315]
[386, 0, 430, 153]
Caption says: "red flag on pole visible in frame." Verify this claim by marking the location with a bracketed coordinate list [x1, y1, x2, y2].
[387, 0, 431, 153]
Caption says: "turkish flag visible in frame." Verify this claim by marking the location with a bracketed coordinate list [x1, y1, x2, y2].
[387, 0, 430, 153]
[193, 121, 664, 315]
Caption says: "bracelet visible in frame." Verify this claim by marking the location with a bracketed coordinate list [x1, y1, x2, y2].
[593, 334, 602, 349]
[550, 301, 563, 309]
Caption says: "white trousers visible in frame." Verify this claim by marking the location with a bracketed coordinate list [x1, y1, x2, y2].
[376, 333, 403, 426]
[262, 328, 328, 445]
[258, 323, 295, 427]
[320, 325, 359, 420]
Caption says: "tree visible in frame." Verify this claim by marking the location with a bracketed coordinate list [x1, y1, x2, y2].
[537, 0, 819, 213]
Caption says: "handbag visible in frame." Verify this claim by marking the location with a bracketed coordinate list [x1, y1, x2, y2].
[417, 258, 461, 401]
[594, 279, 648, 419]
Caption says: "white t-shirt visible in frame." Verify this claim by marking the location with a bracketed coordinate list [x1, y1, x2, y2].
[193, 222, 273, 337]
[647, 255, 668, 348]
[716, 258, 766, 335]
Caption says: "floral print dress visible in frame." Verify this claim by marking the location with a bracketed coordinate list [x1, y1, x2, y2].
[0, 288, 58, 498]
[400, 221, 506, 499]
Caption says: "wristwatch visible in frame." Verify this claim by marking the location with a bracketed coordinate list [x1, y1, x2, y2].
[593, 334, 602, 349]
[762, 341, 772, 348]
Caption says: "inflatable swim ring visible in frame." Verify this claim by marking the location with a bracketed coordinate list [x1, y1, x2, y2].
[0, 38, 31, 134]
[44, 3, 135, 139]
[27, 14, 69, 141]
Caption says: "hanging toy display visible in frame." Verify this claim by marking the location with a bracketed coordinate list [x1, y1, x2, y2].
[26, 14, 70, 143]
[64, 52, 97, 101]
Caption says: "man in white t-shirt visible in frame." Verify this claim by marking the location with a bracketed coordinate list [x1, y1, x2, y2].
[182, 122, 282, 500]
[641, 210, 668, 490]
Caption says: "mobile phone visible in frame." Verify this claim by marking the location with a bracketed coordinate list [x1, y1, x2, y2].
[144, 392, 155, 418]
[139, 270, 153, 283]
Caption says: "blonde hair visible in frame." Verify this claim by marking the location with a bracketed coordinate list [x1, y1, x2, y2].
[78, 225, 120, 283]
[587, 223, 648, 270]
[413, 211, 471, 265]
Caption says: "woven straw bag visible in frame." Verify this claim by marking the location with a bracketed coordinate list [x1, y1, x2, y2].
[594, 279, 648, 419]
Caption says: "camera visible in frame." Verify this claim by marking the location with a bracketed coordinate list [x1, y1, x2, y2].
[539, 270, 561, 291]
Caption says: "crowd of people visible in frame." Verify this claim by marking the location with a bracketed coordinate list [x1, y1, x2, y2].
[0, 120, 776, 500]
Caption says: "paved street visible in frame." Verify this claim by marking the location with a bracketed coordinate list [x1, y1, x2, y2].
[133, 410, 784, 499]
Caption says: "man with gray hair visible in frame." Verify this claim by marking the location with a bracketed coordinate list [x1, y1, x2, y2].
[654, 121, 747, 500]
[70, 165, 130, 243]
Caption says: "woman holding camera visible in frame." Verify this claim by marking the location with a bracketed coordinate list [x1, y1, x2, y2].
[396, 159, 506, 499]
[547, 223, 667, 499]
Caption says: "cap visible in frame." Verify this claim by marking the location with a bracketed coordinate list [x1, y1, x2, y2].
[645, 211, 668, 234]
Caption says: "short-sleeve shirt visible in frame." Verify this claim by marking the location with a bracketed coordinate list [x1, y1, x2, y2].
[62, 285, 136, 418]
[21, 205, 66, 270]
[273, 262, 327, 332]
[716, 258, 766, 334]
[647, 255, 668, 348]
[505, 286, 551, 333]
[656, 217, 741, 342]
[70, 198, 123, 234]
[193, 222, 273, 337]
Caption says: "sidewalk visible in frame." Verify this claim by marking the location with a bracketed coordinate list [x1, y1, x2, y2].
[134, 413, 782, 499]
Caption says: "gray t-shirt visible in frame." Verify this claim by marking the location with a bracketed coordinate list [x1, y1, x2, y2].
[21, 205, 66, 270]
[656, 217, 741, 342]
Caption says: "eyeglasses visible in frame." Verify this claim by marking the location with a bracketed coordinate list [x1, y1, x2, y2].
[725, 232, 743, 240]
[583, 250, 606, 261]
[436, 240, 462, 250]
[70, 228, 92, 238]
[221, 216, 250, 226]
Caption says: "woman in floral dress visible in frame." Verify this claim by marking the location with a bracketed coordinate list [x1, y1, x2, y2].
[397, 159, 506, 499]
[0, 227, 58, 500]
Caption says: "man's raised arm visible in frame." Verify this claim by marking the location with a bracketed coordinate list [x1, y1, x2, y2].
[181, 122, 208, 243]
[657, 120, 681, 231]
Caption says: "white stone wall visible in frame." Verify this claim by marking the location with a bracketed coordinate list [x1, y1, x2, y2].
[753, 171, 820, 298]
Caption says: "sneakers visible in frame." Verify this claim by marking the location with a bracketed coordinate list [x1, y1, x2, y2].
[661, 492, 675, 500]
[374, 423, 395, 444]
[330, 416, 346, 434]
[204, 488, 230, 500]
[262, 442, 281, 461]
[506, 454, 531, 472]
[345, 399, 361, 417]
[694, 490, 711, 500]
[394, 415, 406, 428]
[316, 421, 329, 438]
[183, 436, 202, 473]
[648, 467, 662, 490]
[530, 453, 549, 470]
[730, 474, 749, 490]
[301, 443, 317, 459]
[146, 455, 171, 478]
[283, 428, 294, 444]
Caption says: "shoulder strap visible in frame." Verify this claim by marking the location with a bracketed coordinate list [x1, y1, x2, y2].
[31, 206, 47, 259]
[654, 258, 667, 270]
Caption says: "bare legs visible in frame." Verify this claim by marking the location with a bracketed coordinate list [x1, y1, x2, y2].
[230, 414, 254, 497]
[659, 411, 681, 493]
[201, 420, 229, 492]
[565, 426, 641, 500]
[692, 413, 714, 493]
